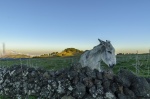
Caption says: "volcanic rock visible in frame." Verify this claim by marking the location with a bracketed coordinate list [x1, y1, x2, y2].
[0, 65, 149, 99]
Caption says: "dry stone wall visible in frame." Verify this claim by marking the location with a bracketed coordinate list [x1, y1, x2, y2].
[0, 64, 150, 99]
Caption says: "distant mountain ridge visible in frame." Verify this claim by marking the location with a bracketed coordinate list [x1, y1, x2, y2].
[1, 48, 83, 58]
[1, 54, 31, 58]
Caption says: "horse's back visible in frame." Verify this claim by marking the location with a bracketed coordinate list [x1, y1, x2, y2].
[79, 47, 101, 71]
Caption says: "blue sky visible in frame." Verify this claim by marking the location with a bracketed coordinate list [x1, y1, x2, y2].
[0, 0, 150, 55]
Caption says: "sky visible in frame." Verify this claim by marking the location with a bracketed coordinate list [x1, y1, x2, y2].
[0, 0, 150, 55]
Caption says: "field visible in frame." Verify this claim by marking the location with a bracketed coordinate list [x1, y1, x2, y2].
[0, 54, 150, 99]
[0, 54, 150, 77]
[0, 56, 79, 70]
[116, 53, 150, 77]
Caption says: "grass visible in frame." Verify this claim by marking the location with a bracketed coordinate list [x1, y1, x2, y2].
[0, 54, 150, 99]
[0, 96, 9, 99]
[0, 54, 150, 77]
[0, 56, 79, 70]
[115, 54, 150, 77]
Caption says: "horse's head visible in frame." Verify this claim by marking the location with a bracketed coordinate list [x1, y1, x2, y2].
[98, 39, 116, 68]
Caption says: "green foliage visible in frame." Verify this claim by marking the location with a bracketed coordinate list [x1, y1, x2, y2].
[39, 54, 50, 58]
[50, 52, 58, 56]
[28, 95, 37, 99]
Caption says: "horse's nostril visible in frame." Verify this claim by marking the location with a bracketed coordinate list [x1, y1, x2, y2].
[109, 64, 115, 68]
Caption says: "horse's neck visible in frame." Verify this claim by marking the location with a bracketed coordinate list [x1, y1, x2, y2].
[90, 45, 102, 62]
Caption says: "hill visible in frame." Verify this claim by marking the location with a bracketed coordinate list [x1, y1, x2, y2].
[56, 48, 83, 57]
[33, 48, 83, 58]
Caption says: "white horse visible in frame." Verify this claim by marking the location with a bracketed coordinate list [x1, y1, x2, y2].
[79, 39, 116, 72]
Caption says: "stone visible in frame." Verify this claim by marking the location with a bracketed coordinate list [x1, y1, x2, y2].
[67, 71, 78, 80]
[104, 92, 116, 99]
[61, 95, 75, 99]
[72, 76, 79, 85]
[118, 85, 123, 94]
[0, 64, 149, 99]
[43, 72, 50, 78]
[103, 70, 114, 80]
[89, 86, 98, 98]
[85, 68, 97, 79]
[83, 77, 93, 88]
[146, 78, 150, 84]
[69, 63, 82, 72]
[110, 83, 118, 93]
[116, 69, 137, 87]
[123, 87, 136, 99]
[78, 72, 87, 82]
[72, 82, 86, 98]
[131, 77, 150, 98]
[83, 94, 96, 99]
[96, 71, 103, 80]
[117, 94, 127, 99]
[103, 80, 111, 92]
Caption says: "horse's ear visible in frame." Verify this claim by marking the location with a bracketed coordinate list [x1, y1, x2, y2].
[98, 39, 105, 45]
[98, 39, 103, 43]
[106, 40, 110, 43]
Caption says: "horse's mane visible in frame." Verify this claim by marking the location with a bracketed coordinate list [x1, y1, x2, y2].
[89, 44, 104, 56]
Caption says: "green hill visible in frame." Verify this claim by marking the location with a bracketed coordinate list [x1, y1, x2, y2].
[57, 48, 83, 57]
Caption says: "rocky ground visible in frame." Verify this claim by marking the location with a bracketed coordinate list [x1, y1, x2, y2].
[0, 64, 150, 99]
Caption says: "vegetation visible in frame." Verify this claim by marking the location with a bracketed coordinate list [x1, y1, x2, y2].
[114, 53, 150, 77]
[0, 51, 150, 99]
[0, 56, 80, 70]
[56, 48, 83, 57]
[0, 53, 150, 77]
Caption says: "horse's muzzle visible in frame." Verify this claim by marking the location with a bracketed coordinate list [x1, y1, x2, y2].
[109, 64, 115, 68]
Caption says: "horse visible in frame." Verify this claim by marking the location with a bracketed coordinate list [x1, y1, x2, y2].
[79, 39, 116, 72]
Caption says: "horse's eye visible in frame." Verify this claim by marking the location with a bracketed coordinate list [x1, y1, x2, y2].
[107, 51, 112, 54]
